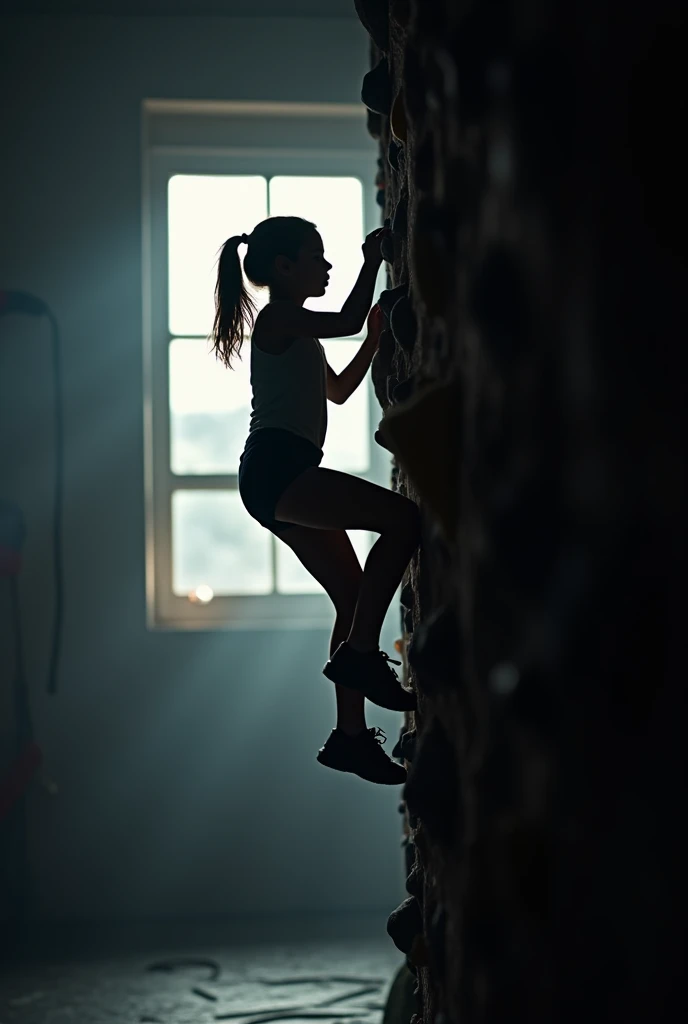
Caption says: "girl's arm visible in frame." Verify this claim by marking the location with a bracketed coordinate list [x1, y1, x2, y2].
[328, 305, 383, 405]
[261, 229, 386, 340]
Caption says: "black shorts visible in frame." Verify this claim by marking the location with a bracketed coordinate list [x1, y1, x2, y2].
[238, 428, 323, 536]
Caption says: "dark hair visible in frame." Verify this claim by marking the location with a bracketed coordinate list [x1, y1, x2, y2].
[210, 215, 316, 369]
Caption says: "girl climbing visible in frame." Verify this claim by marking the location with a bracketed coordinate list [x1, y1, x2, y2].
[212, 216, 420, 786]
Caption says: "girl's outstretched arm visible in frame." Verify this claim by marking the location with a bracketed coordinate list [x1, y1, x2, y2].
[262, 228, 386, 340]
[328, 304, 383, 404]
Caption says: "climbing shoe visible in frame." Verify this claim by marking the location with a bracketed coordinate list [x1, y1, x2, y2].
[323, 641, 417, 712]
[317, 727, 408, 785]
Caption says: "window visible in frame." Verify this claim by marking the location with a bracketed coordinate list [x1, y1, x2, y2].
[142, 101, 386, 629]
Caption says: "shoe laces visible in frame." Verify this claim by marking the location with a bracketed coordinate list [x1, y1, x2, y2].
[377, 650, 402, 678]
[369, 727, 387, 746]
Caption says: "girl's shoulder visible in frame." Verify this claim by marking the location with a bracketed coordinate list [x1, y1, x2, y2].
[253, 303, 314, 355]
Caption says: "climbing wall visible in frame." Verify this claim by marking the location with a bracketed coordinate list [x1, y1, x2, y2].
[355, 1, 687, 1023]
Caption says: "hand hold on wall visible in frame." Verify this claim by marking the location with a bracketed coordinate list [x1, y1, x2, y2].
[388, 138, 404, 172]
[379, 282, 407, 318]
[362, 57, 393, 116]
[387, 895, 423, 955]
[391, 90, 408, 143]
[390, 294, 417, 353]
[377, 379, 459, 538]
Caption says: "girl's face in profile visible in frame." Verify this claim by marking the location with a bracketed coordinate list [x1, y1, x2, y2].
[282, 230, 333, 299]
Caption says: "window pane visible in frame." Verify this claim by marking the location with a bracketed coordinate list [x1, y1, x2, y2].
[172, 490, 272, 596]
[169, 338, 251, 475]
[168, 175, 268, 337]
[276, 529, 375, 595]
[320, 339, 370, 473]
[268, 176, 364, 324]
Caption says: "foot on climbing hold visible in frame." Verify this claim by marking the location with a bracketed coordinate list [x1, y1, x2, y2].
[317, 727, 407, 786]
[323, 641, 417, 712]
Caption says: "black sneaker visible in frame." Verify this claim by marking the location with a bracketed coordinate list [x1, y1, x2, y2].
[317, 728, 408, 785]
[323, 641, 417, 712]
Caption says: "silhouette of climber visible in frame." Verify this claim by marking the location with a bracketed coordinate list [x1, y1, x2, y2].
[212, 216, 420, 785]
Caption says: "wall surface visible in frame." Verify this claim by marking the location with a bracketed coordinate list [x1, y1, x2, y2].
[352, 0, 687, 1022]
[0, 14, 408, 926]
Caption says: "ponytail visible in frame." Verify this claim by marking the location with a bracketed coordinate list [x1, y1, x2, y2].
[211, 234, 256, 369]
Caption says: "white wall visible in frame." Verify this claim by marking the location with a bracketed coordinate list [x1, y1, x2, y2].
[0, 15, 406, 925]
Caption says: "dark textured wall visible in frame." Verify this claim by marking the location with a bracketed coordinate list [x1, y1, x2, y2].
[356, 1, 687, 1021]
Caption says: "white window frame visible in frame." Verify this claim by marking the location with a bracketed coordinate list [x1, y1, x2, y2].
[141, 100, 387, 631]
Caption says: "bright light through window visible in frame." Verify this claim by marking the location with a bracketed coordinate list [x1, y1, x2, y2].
[168, 174, 268, 337]
[269, 176, 364, 324]
[166, 171, 372, 598]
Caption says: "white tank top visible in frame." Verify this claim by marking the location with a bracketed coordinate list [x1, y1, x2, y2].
[248, 335, 328, 450]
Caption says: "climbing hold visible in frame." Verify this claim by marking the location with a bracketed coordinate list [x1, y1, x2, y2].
[411, 197, 451, 317]
[381, 231, 395, 263]
[361, 57, 392, 116]
[371, 338, 394, 408]
[374, 427, 394, 452]
[388, 138, 403, 172]
[390, 295, 417, 353]
[375, 165, 386, 188]
[386, 375, 400, 405]
[377, 327, 396, 367]
[404, 718, 460, 846]
[394, 637, 404, 654]
[379, 283, 407, 317]
[390, 90, 408, 143]
[376, 188, 386, 209]
[354, 0, 389, 52]
[406, 604, 459, 694]
[376, 380, 460, 539]
[400, 729, 417, 762]
[386, 896, 423, 955]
